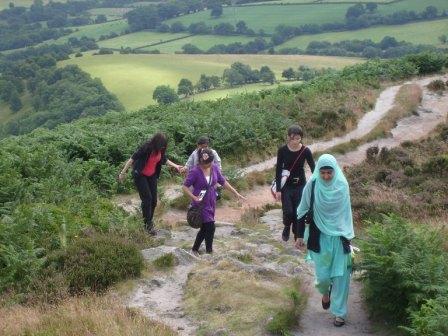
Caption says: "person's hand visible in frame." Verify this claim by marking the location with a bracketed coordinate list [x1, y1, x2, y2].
[118, 171, 126, 183]
[237, 193, 247, 201]
[179, 166, 187, 174]
[294, 238, 305, 250]
[191, 195, 201, 202]
[275, 192, 281, 201]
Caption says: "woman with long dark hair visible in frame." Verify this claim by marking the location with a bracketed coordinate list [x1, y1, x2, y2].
[118, 132, 181, 235]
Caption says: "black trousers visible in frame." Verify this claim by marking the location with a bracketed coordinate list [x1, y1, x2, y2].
[281, 184, 304, 238]
[192, 221, 216, 253]
[133, 174, 158, 230]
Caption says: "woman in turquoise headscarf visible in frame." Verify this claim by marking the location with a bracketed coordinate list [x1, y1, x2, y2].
[295, 154, 354, 327]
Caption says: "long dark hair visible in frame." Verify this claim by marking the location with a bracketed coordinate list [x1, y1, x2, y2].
[198, 148, 214, 165]
[142, 132, 167, 153]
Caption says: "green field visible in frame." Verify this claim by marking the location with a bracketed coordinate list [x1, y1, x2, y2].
[142, 34, 257, 53]
[97, 31, 189, 49]
[60, 53, 361, 110]
[277, 18, 448, 50]
[189, 80, 299, 101]
[247, 0, 394, 4]
[166, 0, 448, 34]
[0, 0, 63, 9]
[88, 7, 132, 21]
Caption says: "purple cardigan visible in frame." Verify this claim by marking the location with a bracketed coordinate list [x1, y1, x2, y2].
[183, 164, 226, 223]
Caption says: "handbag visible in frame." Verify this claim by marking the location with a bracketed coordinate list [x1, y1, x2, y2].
[187, 172, 213, 229]
[270, 146, 307, 197]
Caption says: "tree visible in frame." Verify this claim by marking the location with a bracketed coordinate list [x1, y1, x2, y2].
[236, 20, 248, 34]
[379, 36, 398, 50]
[438, 35, 447, 44]
[95, 15, 107, 24]
[153, 85, 179, 105]
[9, 91, 22, 113]
[170, 21, 185, 33]
[345, 4, 365, 20]
[214, 22, 235, 35]
[422, 6, 438, 19]
[365, 3, 377, 13]
[260, 66, 275, 84]
[210, 3, 223, 18]
[182, 43, 203, 54]
[282, 67, 296, 81]
[177, 78, 194, 96]
[223, 68, 245, 86]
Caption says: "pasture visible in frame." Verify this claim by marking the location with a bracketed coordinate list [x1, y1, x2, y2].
[166, 0, 448, 34]
[142, 34, 257, 53]
[97, 31, 189, 49]
[276, 18, 448, 50]
[60, 53, 361, 110]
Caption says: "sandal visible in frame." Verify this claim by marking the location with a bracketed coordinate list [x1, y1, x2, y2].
[321, 285, 332, 310]
[334, 317, 345, 327]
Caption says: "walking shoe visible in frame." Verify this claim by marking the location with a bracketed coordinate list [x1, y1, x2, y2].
[282, 226, 290, 242]
[191, 249, 200, 257]
[333, 317, 345, 327]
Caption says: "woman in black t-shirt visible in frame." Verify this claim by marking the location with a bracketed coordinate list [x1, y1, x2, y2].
[275, 125, 315, 242]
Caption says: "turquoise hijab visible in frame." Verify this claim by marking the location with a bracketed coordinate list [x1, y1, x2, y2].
[297, 154, 354, 239]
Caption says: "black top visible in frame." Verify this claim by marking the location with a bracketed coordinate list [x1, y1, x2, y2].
[131, 146, 167, 178]
[275, 145, 315, 190]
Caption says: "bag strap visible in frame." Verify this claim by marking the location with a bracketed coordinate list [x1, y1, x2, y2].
[284, 146, 307, 183]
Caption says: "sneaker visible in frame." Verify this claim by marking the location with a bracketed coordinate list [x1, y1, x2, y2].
[282, 226, 290, 242]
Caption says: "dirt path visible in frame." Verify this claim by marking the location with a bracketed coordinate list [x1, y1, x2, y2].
[119, 75, 447, 336]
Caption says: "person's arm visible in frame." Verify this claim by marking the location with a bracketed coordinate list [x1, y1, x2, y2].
[118, 158, 134, 182]
[182, 185, 200, 202]
[212, 149, 222, 170]
[223, 181, 245, 200]
[182, 169, 200, 202]
[167, 159, 182, 172]
[181, 151, 196, 173]
[294, 181, 312, 247]
[306, 148, 315, 173]
[275, 147, 283, 201]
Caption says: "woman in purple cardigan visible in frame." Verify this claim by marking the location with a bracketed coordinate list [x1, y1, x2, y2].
[182, 148, 245, 255]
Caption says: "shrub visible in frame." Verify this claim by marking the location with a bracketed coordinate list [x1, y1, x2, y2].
[153, 253, 177, 269]
[405, 296, 448, 336]
[422, 155, 448, 175]
[427, 79, 445, 92]
[360, 215, 448, 324]
[63, 235, 143, 293]
[266, 286, 306, 334]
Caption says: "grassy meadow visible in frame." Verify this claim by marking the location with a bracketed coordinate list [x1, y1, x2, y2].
[87, 7, 132, 21]
[97, 31, 189, 49]
[60, 53, 361, 110]
[166, 0, 448, 34]
[277, 18, 448, 50]
[143, 34, 257, 53]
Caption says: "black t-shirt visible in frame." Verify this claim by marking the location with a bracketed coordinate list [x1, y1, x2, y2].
[275, 145, 315, 189]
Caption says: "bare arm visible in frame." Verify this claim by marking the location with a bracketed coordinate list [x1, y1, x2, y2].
[118, 158, 134, 182]
[167, 159, 181, 172]
[223, 181, 245, 200]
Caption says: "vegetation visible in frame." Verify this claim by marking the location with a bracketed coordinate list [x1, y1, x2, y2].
[62, 235, 144, 294]
[185, 258, 306, 335]
[0, 296, 178, 336]
[153, 252, 178, 268]
[276, 18, 448, 51]
[1, 54, 445, 302]
[62, 53, 360, 110]
[153, 85, 180, 105]
[97, 31, 188, 50]
[360, 215, 448, 334]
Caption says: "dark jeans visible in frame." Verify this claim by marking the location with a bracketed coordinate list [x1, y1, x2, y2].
[281, 184, 304, 239]
[192, 221, 216, 253]
[134, 174, 158, 231]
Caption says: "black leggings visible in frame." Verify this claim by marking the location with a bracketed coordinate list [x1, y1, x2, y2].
[192, 221, 216, 253]
[281, 184, 304, 236]
[134, 174, 158, 230]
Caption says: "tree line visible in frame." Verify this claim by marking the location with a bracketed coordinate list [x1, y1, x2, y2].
[0, 40, 122, 138]
[278, 36, 441, 59]
[152, 62, 277, 104]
